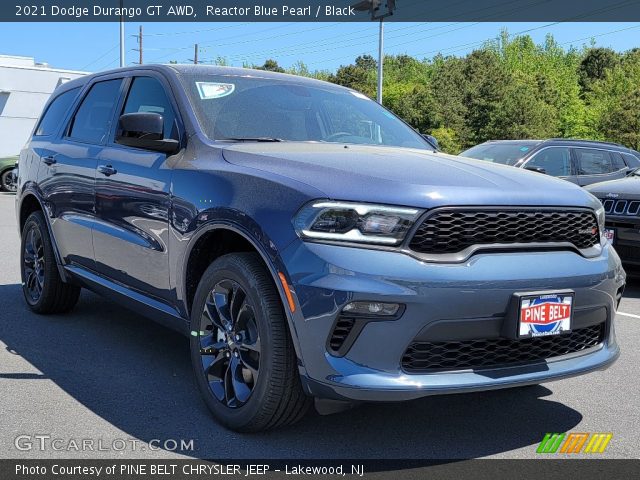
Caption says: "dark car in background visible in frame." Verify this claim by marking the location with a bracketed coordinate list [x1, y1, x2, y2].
[460, 139, 640, 186]
[0, 156, 18, 192]
[15, 65, 625, 432]
[587, 169, 640, 276]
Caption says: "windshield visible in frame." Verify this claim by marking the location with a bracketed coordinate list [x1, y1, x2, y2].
[460, 142, 539, 166]
[179, 73, 430, 149]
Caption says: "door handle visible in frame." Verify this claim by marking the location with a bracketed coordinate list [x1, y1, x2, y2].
[42, 155, 56, 166]
[97, 165, 117, 176]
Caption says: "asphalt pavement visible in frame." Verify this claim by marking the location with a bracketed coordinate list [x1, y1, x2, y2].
[0, 192, 638, 461]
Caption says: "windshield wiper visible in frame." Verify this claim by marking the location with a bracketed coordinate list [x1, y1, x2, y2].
[221, 137, 284, 142]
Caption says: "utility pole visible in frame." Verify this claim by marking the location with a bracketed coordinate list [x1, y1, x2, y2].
[139, 26, 143, 65]
[188, 44, 200, 64]
[119, 0, 125, 67]
[132, 25, 143, 64]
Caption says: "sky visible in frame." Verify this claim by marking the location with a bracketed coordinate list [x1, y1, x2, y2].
[1, 21, 639, 73]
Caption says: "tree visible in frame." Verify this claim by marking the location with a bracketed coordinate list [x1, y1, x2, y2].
[257, 59, 285, 73]
[601, 89, 640, 149]
[487, 74, 558, 139]
[328, 55, 377, 97]
[579, 48, 619, 93]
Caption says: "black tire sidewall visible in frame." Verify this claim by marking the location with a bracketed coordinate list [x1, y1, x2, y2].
[189, 254, 283, 430]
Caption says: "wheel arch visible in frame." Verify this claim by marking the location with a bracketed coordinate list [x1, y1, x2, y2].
[181, 222, 305, 368]
[18, 191, 69, 282]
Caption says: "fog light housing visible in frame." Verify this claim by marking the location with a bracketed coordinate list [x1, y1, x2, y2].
[342, 301, 400, 316]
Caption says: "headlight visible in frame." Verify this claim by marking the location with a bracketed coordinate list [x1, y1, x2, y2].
[595, 205, 606, 236]
[293, 201, 422, 245]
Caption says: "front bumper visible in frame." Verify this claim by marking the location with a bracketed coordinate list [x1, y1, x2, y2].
[281, 239, 625, 402]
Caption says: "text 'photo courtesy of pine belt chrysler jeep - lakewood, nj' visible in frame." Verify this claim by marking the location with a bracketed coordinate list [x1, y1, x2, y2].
[14, 65, 625, 432]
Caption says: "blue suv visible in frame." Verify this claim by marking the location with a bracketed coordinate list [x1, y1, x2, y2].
[15, 65, 625, 431]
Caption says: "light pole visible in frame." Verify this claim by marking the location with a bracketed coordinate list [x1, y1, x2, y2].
[353, 1, 396, 105]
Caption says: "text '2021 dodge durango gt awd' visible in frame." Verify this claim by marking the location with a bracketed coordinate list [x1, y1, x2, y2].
[15, 65, 625, 431]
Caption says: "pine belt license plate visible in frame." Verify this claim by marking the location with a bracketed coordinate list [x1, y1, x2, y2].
[518, 293, 573, 338]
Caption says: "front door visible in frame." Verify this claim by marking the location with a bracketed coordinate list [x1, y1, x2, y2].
[92, 75, 179, 301]
[522, 147, 578, 184]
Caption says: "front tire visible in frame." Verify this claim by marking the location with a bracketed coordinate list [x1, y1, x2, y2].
[190, 253, 310, 432]
[20, 211, 80, 313]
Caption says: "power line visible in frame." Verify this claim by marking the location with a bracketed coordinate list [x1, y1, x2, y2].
[81, 44, 119, 70]
[214, 0, 546, 66]
[558, 23, 640, 46]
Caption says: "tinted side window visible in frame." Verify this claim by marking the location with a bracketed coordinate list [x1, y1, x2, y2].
[526, 147, 572, 176]
[611, 152, 627, 170]
[623, 152, 640, 168]
[575, 149, 614, 175]
[35, 88, 80, 136]
[121, 77, 177, 139]
[69, 79, 122, 144]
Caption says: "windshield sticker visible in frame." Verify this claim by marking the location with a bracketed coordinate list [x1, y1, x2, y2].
[520, 146, 530, 152]
[196, 82, 235, 100]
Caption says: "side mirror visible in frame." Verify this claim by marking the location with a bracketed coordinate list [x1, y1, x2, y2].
[626, 168, 638, 176]
[524, 166, 547, 175]
[421, 134, 439, 150]
[115, 112, 179, 154]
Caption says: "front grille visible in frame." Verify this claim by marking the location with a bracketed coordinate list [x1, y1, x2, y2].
[603, 199, 640, 216]
[328, 316, 356, 352]
[409, 209, 599, 255]
[401, 323, 605, 373]
[615, 244, 640, 264]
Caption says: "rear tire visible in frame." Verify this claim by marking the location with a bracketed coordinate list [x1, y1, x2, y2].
[190, 252, 311, 432]
[20, 211, 80, 314]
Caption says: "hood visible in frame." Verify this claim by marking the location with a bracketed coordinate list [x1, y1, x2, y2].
[585, 175, 640, 199]
[221, 143, 600, 210]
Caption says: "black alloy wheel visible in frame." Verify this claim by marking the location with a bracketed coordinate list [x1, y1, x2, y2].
[199, 279, 261, 408]
[23, 224, 45, 302]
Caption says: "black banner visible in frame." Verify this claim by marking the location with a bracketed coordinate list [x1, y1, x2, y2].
[3, 459, 640, 479]
[5, 0, 640, 22]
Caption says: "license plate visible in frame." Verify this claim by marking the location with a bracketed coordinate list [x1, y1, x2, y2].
[518, 293, 573, 338]
[604, 228, 616, 244]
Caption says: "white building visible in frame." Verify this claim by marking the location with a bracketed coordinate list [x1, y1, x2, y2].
[0, 55, 87, 158]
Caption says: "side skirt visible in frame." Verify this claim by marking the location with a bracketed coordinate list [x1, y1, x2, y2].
[65, 265, 189, 336]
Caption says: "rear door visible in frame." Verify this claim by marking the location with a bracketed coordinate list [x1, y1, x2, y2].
[574, 148, 628, 186]
[37, 78, 124, 269]
[521, 146, 578, 184]
[92, 74, 179, 301]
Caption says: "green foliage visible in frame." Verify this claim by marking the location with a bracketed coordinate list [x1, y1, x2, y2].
[253, 32, 637, 154]
[255, 59, 285, 73]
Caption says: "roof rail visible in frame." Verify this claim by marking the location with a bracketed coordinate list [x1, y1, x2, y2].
[547, 138, 627, 148]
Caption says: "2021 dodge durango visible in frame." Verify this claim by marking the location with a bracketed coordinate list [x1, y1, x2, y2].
[16, 65, 625, 432]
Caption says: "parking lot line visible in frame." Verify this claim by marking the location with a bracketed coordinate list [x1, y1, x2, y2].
[617, 311, 640, 319]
